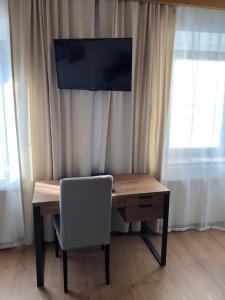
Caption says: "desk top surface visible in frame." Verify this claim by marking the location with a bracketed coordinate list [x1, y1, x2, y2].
[32, 174, 170, 207]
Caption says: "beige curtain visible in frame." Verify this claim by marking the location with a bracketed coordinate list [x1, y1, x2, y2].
[9, 0, 176, 244]
[9, 0, 53, 244]
[147, 6, 176, 180]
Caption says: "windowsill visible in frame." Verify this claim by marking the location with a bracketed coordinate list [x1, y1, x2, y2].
[167, 157, 225, 166]
[0, 178, 21, 191]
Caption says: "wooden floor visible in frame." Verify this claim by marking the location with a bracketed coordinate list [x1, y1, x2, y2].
[1, 230, 225, 300]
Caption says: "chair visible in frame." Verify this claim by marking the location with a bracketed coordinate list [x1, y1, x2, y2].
[53, 175, 113, 293]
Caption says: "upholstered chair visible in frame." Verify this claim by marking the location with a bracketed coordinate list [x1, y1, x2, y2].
[53, 176, 113, 293]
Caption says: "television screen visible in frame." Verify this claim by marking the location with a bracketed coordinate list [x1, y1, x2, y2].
[54, 38, 132, 91]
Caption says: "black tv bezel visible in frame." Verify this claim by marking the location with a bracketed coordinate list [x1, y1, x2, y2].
[54, 38, 132, 92]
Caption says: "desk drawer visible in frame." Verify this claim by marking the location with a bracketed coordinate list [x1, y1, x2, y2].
[119, 196, 164, 222]
[126, 195, 164, 207]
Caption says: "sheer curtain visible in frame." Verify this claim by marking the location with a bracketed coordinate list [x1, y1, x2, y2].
[162, 7, 225, 231]
[0, 0, 24, 248]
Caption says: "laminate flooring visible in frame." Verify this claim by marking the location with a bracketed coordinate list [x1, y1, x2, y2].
[1, 230, 225, 300]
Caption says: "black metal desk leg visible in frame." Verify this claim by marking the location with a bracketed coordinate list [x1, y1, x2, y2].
[140, 193, 170, 266]
[161, 194, 170, 266]
[33, 206, 45, 287]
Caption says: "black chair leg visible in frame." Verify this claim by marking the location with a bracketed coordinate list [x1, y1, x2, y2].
[54, 230, 59, 258]
[104, 244, 110, 285]
[101, 245, 104, 251]
[63, 250, 68, 293]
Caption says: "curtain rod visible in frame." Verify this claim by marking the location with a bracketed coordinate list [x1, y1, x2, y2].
[134, 0, 225, 10]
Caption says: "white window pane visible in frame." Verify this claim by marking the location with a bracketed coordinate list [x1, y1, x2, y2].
[4, 80, 20, 182]
[169, 59, 225, 149]
[169, 106, 193, 148]
[171, 60, 195, 106]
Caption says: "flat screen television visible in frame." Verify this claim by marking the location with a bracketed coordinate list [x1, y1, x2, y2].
[54, 38, 132, 91]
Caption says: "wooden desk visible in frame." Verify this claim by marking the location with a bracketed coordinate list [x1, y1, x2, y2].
[33, 174, 170, 287]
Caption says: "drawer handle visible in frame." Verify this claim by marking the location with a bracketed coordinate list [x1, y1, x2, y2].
[139, 204, 152, 208]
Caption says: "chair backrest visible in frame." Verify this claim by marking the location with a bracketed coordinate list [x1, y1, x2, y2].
[59, 176, 112, 250]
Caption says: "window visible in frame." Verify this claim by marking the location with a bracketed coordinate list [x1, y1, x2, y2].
[0, 79, 20, 183]
[168, 29, 225, 160]
[0, 2, 20, 186]
[169, 58, 225, 152]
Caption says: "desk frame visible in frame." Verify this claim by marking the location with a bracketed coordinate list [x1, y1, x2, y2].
[33, 207, 45, 286]
[32, 175, 170, 287]
[140, 194, 169, 266]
